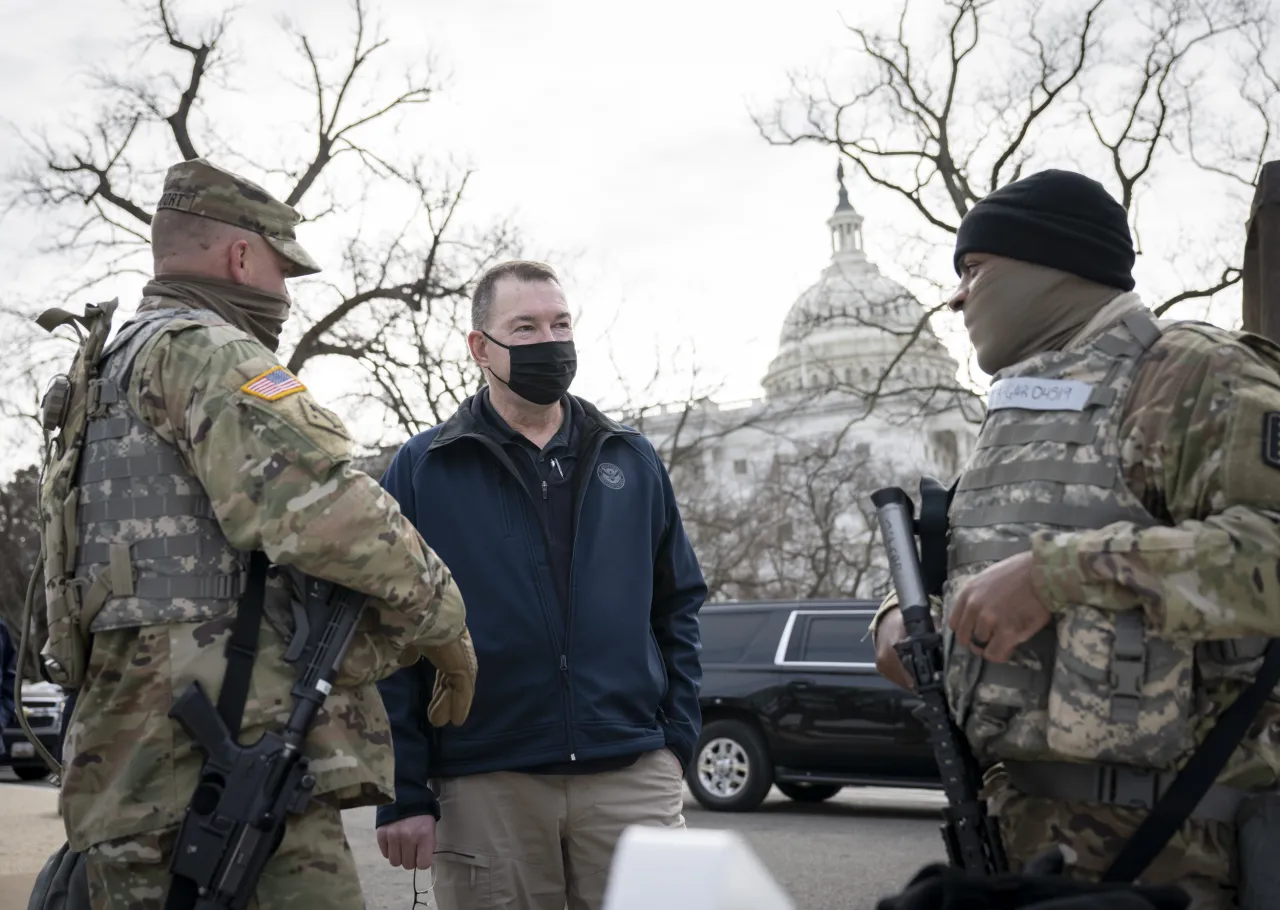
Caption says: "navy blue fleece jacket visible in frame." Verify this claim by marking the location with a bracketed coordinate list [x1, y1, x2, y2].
[375, 394, 705, 826]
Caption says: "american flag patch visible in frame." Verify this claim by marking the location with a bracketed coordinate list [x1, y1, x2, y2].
[240, 367, 306, 402]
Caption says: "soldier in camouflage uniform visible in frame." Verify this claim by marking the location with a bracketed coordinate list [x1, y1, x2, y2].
[872, 169, 1280, 910]
[46, 158, 478, 909]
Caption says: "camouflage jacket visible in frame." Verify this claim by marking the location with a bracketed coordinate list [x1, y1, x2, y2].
[1028, 297, 1280, 788]
[874, 295, 1280, 790]
[61, 300, 467, 850]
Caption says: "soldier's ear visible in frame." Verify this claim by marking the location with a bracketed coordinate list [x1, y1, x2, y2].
[227, 239, 251, 285]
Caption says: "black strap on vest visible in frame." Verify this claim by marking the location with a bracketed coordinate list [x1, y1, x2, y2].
[916, 476, 956, 598]
[164, 550, 269, 910]
[216, 551, 270, 737]
[1103, 639, 1280, 883]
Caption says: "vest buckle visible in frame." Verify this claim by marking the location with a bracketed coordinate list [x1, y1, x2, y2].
[85, 378, 121, 417]
[1109, 612, 1148, 723]
[1096, 764, 1163, 810]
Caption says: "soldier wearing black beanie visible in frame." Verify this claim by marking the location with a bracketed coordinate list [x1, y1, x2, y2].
[953, 169, 1136, 292]
[873, 161, 1280, 910]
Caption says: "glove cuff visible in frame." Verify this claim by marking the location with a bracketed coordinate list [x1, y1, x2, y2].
[425, 630, 476, 674]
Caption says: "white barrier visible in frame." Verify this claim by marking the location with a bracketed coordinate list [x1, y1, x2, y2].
[602, 826, 796, 910]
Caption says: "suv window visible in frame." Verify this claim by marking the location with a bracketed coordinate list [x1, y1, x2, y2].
[801, 615, 873, 664]
[782, 613, 874, 665]
[699, 611, 773, 663]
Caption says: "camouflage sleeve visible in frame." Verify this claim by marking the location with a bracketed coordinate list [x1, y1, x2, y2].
[1030, 326, 1280, 640]
[867, 592, 899, 638]
[128, 321, 467, 660]
[866, 592, 943, 640]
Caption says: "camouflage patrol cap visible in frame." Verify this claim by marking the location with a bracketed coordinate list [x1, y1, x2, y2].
[155, 158, 321, 276]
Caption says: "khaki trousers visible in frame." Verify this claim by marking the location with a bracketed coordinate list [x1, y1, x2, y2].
[431, 748, 687, 910]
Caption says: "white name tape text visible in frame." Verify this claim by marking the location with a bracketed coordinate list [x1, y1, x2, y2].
[988, 377, 1094, 412]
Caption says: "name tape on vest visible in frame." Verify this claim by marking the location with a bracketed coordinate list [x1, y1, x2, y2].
[988, 378, 1095, 412]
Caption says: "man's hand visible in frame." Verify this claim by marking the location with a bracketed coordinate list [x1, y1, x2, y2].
[377, 815, 437, 870]
[873, 607, 916, 691]
[666, 746, 685, 778]
[423, 629, 477, 727]
[948, 551, 1052, 663]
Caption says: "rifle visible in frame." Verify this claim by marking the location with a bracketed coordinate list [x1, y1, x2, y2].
[871, 482, 1008, 876]
[165, 576, 366, 910]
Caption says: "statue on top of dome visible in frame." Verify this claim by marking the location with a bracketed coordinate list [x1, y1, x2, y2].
[836, 160, 853, 212]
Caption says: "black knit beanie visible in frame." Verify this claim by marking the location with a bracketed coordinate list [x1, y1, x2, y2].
[953, 169, 1136, 291]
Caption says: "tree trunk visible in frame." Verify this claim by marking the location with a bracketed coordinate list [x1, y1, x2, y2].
[1243, 161, 1280, 344]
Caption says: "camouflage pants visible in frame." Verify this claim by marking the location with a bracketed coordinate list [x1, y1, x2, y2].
[993, 783, 1238, 910]
[84, 799, 364, 910]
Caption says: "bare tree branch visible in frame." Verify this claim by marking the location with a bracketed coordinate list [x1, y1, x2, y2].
[755, 0, 1112, 233]
[1155, 266, 1243, 315]
[2, 0, 523, 455]
[281, 0, 435, 208]
[988, 0, 1105, 189]
[157, 0, 223, 160]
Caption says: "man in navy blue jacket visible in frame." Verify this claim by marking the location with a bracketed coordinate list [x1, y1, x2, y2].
[375, 260, 706, 910]
[0, 617, 16, 759]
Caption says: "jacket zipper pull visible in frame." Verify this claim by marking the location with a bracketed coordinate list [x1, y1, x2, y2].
[542, 479, 548, 500]
[560, 655, 573, 760]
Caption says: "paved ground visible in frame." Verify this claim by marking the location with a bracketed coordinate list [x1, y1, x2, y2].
[348, 784, 949, 910]
[0, 773, 66, 910]
[0, 771, 947, 910]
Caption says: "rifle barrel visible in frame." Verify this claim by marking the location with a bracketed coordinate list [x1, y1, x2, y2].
[871, 484, 1009, 876]
[870, 487, 930, 617]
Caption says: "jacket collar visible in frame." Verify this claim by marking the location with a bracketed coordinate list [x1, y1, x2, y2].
[428, 392, 637, 451]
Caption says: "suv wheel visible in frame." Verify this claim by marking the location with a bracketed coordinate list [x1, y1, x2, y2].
[688, 719, 773, 812]
[776, 781, 842, 803]
[13, 765, 51, 782]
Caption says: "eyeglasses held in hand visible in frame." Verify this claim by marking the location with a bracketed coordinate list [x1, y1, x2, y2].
[411, 865, 437, 908]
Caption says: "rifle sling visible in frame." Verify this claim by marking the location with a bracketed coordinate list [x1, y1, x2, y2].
[164, 550, 269, 910]
[217, 551, 269, 737]
[1102, 639, 1280, 883]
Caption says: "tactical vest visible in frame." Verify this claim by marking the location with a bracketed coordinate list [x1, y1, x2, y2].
[943, 304, 1272, 771]
[39, 305, 249, 688]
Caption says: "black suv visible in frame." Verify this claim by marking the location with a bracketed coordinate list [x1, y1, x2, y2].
[689, 599, 940, 812]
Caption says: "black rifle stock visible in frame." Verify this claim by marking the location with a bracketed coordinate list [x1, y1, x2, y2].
[871, 484, 1008, 876]
[166, 578, 366, 910]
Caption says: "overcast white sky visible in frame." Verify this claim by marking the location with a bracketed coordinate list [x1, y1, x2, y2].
[0, 0, 1260, 472]
[0, 1, 864, 413]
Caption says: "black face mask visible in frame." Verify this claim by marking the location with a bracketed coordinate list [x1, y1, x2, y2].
[482, 332, 577, 405]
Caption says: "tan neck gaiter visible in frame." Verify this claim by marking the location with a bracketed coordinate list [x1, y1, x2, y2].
[140, 274, 292, 352]
[963, 259, 1123, 374]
